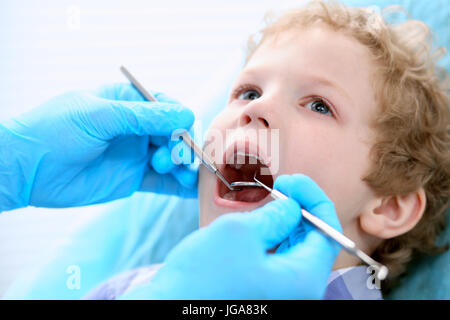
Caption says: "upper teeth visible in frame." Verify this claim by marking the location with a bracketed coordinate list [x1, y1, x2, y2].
[234, 151, 265, 166]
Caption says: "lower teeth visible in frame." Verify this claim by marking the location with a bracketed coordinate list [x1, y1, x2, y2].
[223, 192, 236, 201]
[222, 188, 268, 203]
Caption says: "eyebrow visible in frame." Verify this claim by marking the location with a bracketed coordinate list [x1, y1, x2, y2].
[306, 74, 352, 104]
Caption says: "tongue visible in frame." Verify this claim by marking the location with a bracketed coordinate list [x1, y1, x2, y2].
[222, 187, 268, 202]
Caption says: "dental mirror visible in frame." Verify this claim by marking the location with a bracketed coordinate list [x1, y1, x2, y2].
[230, 171, 269, 189]
[229, 181, 262, 189]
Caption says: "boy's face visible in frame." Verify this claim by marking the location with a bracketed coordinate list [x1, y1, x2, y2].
[198, 25, 379, 245]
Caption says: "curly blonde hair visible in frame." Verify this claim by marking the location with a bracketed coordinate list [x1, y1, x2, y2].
[245, 0, 450, 293]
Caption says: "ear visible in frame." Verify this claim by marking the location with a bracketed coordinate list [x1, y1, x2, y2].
[360, 188, 426, 239]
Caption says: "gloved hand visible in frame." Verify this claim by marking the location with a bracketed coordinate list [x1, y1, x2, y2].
[0, 83, 198, 212]
[119, 174, 342, 300]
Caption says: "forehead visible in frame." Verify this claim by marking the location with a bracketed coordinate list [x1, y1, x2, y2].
[249, 26, 373, 76]
[243, 26, 379, 124]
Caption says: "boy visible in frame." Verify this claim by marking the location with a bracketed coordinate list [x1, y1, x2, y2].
[86, 0, 449, 299]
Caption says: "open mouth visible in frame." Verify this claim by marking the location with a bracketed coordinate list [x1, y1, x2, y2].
[217, 152, 274, 203]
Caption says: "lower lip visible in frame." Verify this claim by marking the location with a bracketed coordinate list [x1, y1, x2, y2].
[213, 179, 270, 210]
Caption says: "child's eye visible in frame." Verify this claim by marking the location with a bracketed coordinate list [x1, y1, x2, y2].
[233, 85, 261, 101]
[305, 99, 333, 117]
[239, 89, 260, 100]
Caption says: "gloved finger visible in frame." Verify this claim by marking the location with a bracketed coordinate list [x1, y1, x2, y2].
[150, 134, 195, 174]
[140, 164, 198, 198]
[236, 198, 301, 250]
[271, 227, 340, 292]
[169, 163, 199, 189]
[266, 230, 337, 300]
[149, 135, 169, 147]
[167, 126, 196, 165]
[271, 174, 342, 273]
[93, 99, 195, 138]
[153, 91, 182, 105]
[169, 139, 195, 165]
[273, 223, 308, 254]
[93, 83, 147, 102]
[273, 174, 342, 233]
[285, 230, 339, 266]
[151, 145, 176, 174]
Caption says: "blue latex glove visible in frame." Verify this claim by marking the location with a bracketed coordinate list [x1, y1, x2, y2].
[0, 83, 198, 212]
[119, 174, 342, 300]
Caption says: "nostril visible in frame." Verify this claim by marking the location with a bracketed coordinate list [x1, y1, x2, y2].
[240, 115, 251, 126]
[258, 117, 270, 128]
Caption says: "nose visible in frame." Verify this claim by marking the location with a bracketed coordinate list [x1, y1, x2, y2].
[238, 99, 272, 129]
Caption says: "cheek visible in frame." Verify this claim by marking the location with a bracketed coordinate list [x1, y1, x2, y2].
[208, 109, 236, 131]
[281, 122, 372, 224]
[198, 166, 208, 226]
[282, 120, 340, 175]
[198, 113, 235, 227]
[198, 165, 219, 227]
[203, 110, 235, 146]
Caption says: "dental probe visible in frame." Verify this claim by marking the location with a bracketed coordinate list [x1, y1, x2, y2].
[253, 176, 389, 281]
[120, 66, 158, 101]
[120, 65, 239, 191]
[177, 131, 238, 191]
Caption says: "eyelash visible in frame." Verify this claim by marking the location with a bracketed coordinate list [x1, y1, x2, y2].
[304, 97, 334, 117]
[232, 84, 261, 100]
[231, 84, 335, 118]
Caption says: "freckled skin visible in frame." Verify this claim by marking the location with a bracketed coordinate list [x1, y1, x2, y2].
[198, 26, 380, 269]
